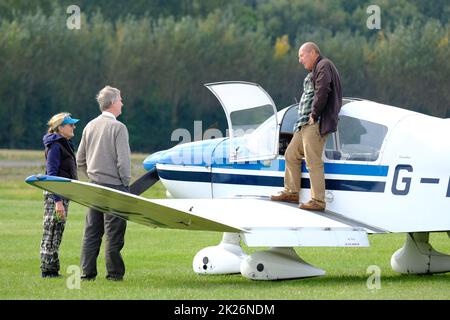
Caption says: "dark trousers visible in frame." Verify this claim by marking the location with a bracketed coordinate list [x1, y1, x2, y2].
[80, 183, 128, 279]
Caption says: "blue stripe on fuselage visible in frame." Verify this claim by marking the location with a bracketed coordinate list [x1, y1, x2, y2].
[154, 157, 389, 177]
[214, 161, 389, 177]
[158, 169, 386, 193]
[321, 162, 388, 176]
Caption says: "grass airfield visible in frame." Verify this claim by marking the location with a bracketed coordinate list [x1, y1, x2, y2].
[1, 149, 450, 300]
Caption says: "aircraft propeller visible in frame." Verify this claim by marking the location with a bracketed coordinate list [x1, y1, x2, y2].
[130, 167, 159, 195]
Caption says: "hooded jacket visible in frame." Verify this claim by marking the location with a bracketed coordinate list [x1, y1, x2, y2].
[43, 133, 78, 201]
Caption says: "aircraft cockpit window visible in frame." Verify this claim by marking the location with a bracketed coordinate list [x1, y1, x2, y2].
[325, 116, 387, 162]
[205, 82, 278, 162]
[278, 104, 298, 155]
[230, 105, 274, 136]
[280, 104, 298, 133]
[229, 104, 278, 161]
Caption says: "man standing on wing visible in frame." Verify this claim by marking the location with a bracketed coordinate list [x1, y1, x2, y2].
[271, 42, 342, 211]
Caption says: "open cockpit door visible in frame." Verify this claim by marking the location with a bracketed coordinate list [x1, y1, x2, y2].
[205, 81, 279, 162]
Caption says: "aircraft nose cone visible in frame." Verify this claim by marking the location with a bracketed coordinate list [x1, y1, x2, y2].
[143, 150, 166, 171]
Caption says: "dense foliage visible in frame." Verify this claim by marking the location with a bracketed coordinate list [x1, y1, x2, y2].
[0, 0, 448, 151]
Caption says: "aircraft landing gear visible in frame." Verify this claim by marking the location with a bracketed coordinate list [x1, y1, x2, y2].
[240, 247, 325, 280]
[193, 234, 326, 279]
[391, 232, 450, 274]
[193, 232, 247, 275]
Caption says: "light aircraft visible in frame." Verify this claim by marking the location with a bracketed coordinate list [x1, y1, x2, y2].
[26, 81, 450, 280]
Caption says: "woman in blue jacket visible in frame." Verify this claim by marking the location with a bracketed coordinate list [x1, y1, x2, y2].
[40, 113, 79, 278]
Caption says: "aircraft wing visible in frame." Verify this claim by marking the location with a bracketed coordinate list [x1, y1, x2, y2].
[25, 175, 242, 233]
[25, 175, 372, 247]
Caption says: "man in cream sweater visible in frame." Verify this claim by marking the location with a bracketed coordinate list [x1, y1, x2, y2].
[77, 85, 131, 281]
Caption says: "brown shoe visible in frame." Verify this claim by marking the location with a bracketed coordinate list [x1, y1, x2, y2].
[299, 200, 325, 211]
[270, 191, 299, 203]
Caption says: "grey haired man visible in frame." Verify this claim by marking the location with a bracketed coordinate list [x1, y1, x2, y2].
[77, 85, 131, 281]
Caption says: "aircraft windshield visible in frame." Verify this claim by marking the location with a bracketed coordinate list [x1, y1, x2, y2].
[205, 82, 278, 162]
[230, 107, 278, 161]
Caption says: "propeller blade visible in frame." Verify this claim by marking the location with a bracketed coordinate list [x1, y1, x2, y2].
[130, 167, 160, 195]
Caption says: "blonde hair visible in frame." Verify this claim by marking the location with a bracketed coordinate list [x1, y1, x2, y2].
[96, 85, 121, 112]
[47, 112, 71, 134]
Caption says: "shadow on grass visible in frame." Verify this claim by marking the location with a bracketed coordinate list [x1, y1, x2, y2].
[132, 270, 450, 290]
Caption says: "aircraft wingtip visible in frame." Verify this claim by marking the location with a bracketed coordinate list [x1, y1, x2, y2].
[25, 175, 71, 183]
[25, 175, 39, 183]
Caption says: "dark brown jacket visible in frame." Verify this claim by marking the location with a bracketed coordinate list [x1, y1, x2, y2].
[311, 55, 342, 136]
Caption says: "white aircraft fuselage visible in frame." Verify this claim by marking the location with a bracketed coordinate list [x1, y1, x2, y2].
[144, 99, 450, 234]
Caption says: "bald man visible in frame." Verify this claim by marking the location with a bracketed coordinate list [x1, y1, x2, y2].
[271, 42, 342, 211]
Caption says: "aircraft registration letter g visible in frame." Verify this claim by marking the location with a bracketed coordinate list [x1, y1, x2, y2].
[392, 164, 413, 196]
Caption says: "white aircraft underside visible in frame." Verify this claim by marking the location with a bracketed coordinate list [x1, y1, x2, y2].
[26, 81, 450, 280]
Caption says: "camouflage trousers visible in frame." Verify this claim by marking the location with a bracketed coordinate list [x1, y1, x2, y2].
[40, 192, 69, 273]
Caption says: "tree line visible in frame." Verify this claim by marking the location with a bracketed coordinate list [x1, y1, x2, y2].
[0, 0, 448, 152]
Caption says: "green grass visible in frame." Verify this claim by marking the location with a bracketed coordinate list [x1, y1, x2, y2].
[1, 149, 450, 299]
